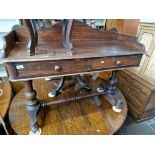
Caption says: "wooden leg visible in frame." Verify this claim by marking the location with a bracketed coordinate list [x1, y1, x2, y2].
[107, 71, 122, 112]
[75, 75, 91, 90]
[48, 77, 65, 98]
[107, 70, 118, 95]
[97, 71, 123, 113]
[24, 80, 41, 134]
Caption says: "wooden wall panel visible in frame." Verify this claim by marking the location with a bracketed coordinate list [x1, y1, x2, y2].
[105, 19, 140, 35]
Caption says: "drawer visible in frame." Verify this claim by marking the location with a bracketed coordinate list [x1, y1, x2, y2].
[6, 59, 91, 80]
[117, 75, 149, 105]
[117, 81, 144, 112]
[119, 71, 151, 96]
[92, 55, 141, 70]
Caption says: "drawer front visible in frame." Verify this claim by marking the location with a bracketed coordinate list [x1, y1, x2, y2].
[117, 75, 149, 105]
[118, 71, 151, 96]
[7, 59, 91, 79]
[92, 55, 141, 70]
[118, 77, 145, 112]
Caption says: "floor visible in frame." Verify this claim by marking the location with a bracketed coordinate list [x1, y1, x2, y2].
[116, 114, 155, 135]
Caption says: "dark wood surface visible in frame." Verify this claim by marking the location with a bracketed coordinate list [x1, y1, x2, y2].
[117, 70, 155, 122]
[0, 80, 12, 118]
[2, 20, 145, 62]
[99, 19, 140, 80]
[9, 77, 127, 135]
[5, 54, 142, 81]
[3, 41, 144, 62]
[3, 19, 143, 134]
[2, 20, 145, 82]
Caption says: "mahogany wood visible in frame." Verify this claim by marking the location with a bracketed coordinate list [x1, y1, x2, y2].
[24, 20, 38, 56]
[2, 19, 145, 134]
[24, 80, 40, 133]
[4, 54, 142, 81]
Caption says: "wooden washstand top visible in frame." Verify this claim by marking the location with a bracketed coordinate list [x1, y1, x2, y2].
[2, 20, 145, 62]
[3, 41, 144, 62]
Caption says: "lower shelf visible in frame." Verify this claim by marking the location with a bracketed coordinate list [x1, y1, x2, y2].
[9, 77, 128, 135]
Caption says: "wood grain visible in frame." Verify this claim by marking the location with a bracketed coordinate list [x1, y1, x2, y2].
[5, 54, 142, 81]
[117, 70, 155, 122]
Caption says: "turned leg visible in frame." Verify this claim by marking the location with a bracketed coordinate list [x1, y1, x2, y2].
[97, 71, 123, 113]
[75, 75, 92, 90]
[96, 71, 117, 93]
[48, 77, 65, 98]
[24, 80, 41, 135]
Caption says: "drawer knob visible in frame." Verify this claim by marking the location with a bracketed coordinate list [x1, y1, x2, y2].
[100, 61, 104, 64]
[116, 60, 121, 65]
[54, 65, 61, 71]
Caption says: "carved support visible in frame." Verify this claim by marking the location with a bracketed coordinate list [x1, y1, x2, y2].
[107, 70, 118, 95]
[62, 19, 74, 55]
[24, 19, 38, 56]
[107, 70, 122, 112]
[24, 80, 41, 134]
[97, 70, 123, 112]
[75, 75, 91, 90]
[48, 77, 65, 98]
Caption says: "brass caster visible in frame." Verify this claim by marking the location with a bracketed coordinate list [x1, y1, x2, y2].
[112, 106, 122, 113]
[29, 128, 41, 135]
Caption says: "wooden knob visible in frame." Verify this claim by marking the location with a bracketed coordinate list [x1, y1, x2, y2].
[54, 65, 61, 71]
[116, 60, 121, 65]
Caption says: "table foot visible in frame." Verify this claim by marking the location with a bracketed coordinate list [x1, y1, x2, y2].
[29, 128, 41, 135]
[112, 106, 122, 113]
[48, 77, 65, 98]
[75, 75, 92, 91]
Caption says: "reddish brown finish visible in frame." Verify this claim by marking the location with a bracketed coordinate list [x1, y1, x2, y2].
[2, 31, 16, 58]
[2, 19, 145, 134]
[2, 20, 145, 83]
[2, 20, 145, 81]
[5, 54, 142, 81]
